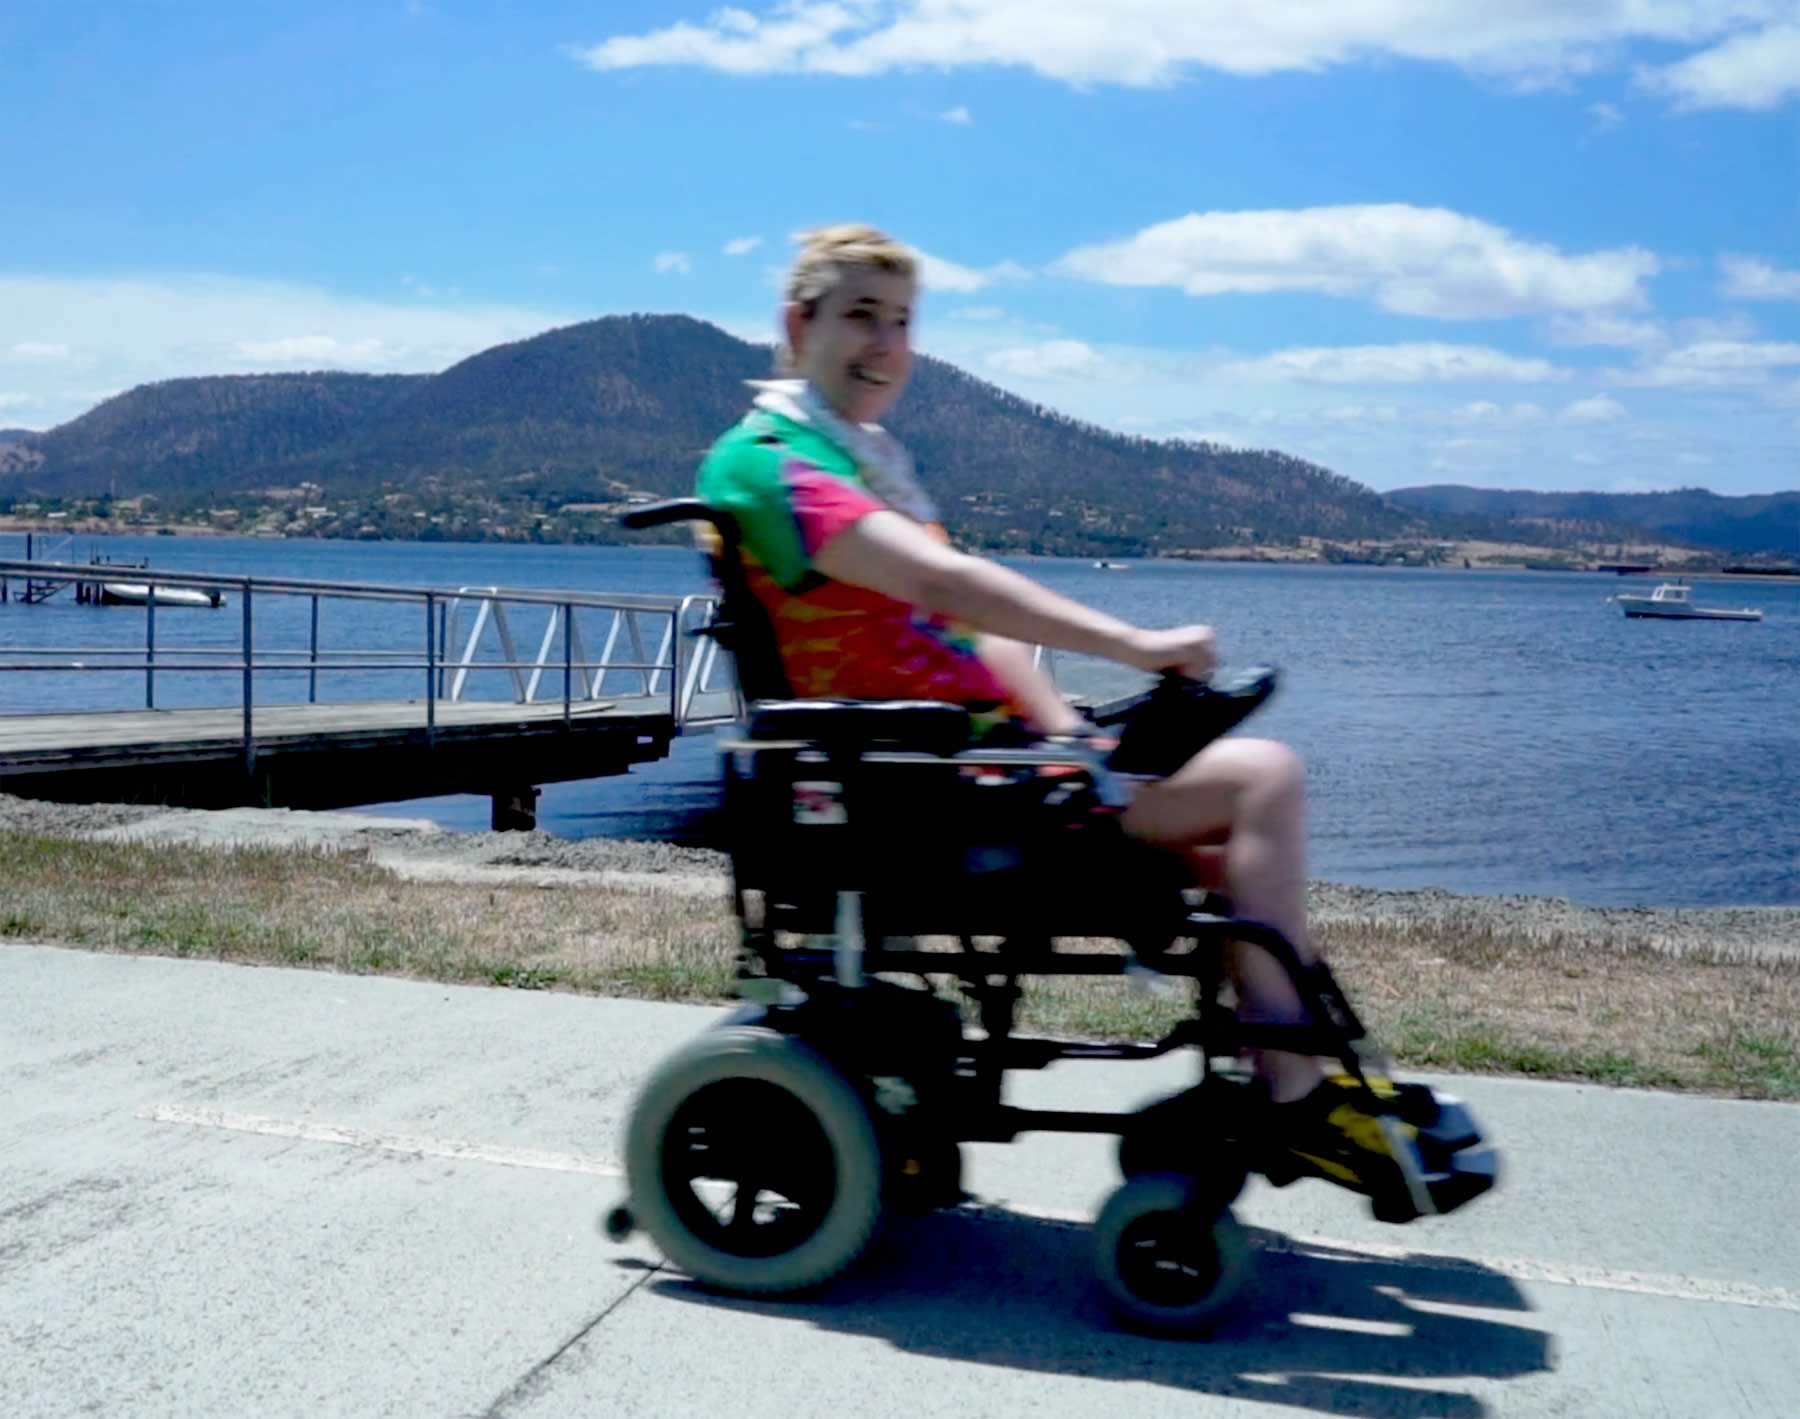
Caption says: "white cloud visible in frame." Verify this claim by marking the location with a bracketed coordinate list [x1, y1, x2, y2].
[1719, 254, 1800, 301]
[0, 273, 571, 426]
[984, 339, 1105, 379]
[0, 392, 43, 411]
[1231, 343, 1565, 385]
[1678, 312, 1760, 342]
[1588, 100, 1624, 130]
[576, 4, 861, 78]
[653, 250, 692, 275]
[1319, 404, 1399, 423]
[1640, 22, 1800, 110]
[1055, 204, 1657, 319]
[949, 305, 1007, 321]
[921, 319, 1800, 492]
[1677, 451, 1715, 464]
[6, 342, 74, 363]
[398, 275, 462, 300]
[1453, 400, 1546, 423]
[940, 105, 972, 124]
[575, 3, 1783, 91]
[916, 249, 1029, 294]
[1613, 339, 1800, 387]
[1545, 311, 1664, 348]
[1561, 395, 1628, 423]
[723, 236, 764, 256]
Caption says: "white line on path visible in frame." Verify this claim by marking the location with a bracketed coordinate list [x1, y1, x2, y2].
[144, 1102, 1800, 1316]
[142, 1104, 623, 1179]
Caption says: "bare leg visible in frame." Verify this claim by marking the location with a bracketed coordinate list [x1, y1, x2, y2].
[1121, 736, 1324, 1102]
[976, 634, 1086, 735]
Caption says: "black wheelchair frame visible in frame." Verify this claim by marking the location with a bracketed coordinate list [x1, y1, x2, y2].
[604, 497, 1497, 1335]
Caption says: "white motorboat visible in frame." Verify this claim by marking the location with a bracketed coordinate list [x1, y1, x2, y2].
[99, 581, 224, 609]
[1093, 560, 1130, 570]
[1614, 581, 1761, 622]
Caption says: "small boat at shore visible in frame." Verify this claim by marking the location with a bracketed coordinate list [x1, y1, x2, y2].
[1093, 560, 1130, 570]
[1613, 581, 1761, 622]
[99, 581, 224, 609]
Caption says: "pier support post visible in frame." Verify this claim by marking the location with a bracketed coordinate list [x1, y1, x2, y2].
[491, 786, 540, 832]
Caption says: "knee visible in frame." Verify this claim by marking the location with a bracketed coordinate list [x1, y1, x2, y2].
[1217, 737, 1306, 803]
[1125, 737, 1306, 845]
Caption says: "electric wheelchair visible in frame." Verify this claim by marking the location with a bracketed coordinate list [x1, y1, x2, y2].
[603, 499, 1498, 1336]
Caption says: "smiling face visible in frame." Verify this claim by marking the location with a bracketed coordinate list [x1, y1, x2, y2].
[785, 265, 916, 424]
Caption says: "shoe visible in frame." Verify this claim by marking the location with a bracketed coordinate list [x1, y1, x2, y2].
[1264, 1072, 1420, 1200]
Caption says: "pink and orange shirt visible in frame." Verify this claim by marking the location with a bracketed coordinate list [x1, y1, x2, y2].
[695, 408, 1014, 712]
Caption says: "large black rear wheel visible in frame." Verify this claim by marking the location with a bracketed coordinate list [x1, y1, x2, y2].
[624, 1026, 884, 1294]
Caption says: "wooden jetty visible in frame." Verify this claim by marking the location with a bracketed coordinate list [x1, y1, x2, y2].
[0, 696, 736, 828]
[0, 559, 735, 829]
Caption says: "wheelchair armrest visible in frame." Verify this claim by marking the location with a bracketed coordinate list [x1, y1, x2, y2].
[745, 699, 974, 758]
[617, 498, 727, 533]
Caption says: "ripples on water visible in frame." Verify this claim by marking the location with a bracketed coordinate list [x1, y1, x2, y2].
[3, 533, 1795, 908]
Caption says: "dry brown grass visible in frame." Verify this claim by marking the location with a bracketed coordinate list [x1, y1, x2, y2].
[4, 830, 1796, 1099]
[0, 832, 742, 998]
[1316, 918, 1800, 1098]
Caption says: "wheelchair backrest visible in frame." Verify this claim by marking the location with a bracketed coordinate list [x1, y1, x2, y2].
[618, 498, 794, 703]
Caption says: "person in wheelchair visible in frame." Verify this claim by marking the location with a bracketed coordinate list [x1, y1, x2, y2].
[692, 222, 1411, 1193]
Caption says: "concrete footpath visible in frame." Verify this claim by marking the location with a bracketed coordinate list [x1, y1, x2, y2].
[3, 941, 1797, 1419]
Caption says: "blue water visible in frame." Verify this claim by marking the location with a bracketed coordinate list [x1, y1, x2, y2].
[4, 531, 1797, 909]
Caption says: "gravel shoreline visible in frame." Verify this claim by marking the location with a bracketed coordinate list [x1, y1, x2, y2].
[5, 793, 1797, 963]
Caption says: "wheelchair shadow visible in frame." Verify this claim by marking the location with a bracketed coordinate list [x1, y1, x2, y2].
[647, 1205, 1554, 1418]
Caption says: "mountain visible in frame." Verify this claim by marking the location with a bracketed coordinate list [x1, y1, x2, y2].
[5, 315, 1421, 554]
[888, 359, 1411, 548]
[9, 315, 1792, 560]
[27, 372, 425, 496]
[1388, 485, 1800, 559]
[0, 428, 44, 477]
[336, 316, 774, 496]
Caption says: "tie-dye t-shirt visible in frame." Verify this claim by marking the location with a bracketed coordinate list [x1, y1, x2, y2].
[695, 408, 1013, 710]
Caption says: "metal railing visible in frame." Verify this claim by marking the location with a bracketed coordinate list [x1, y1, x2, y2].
[436, 586, 731, 720]
[0, 560, 737, 771]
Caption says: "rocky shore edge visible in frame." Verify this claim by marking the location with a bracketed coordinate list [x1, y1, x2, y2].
[4, 793, 1795, 964]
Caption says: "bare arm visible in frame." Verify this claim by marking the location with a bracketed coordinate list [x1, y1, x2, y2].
[811, 510, 1216, 677]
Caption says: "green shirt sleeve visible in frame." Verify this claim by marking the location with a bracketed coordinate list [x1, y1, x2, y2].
[696, 421, 808, 587]
[697, 413, 873, 590]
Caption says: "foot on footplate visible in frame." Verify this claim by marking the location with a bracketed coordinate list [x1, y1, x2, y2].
[1261, 1074, 1500, 1223]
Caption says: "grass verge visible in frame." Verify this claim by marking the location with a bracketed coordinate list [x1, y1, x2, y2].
[4, 830, 1797, 1101]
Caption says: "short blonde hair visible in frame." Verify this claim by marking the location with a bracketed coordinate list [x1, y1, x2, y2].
[778, 224, 917, 371]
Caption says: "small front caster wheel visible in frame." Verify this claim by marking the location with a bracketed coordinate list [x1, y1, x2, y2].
[1093, 1174, 1252, 1337]
[1118, 1130, 1248, 1210]
[603, 1204, 636, 1243]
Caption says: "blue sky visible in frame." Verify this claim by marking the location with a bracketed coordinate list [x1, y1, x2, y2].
[3, 2, 1797, 495]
